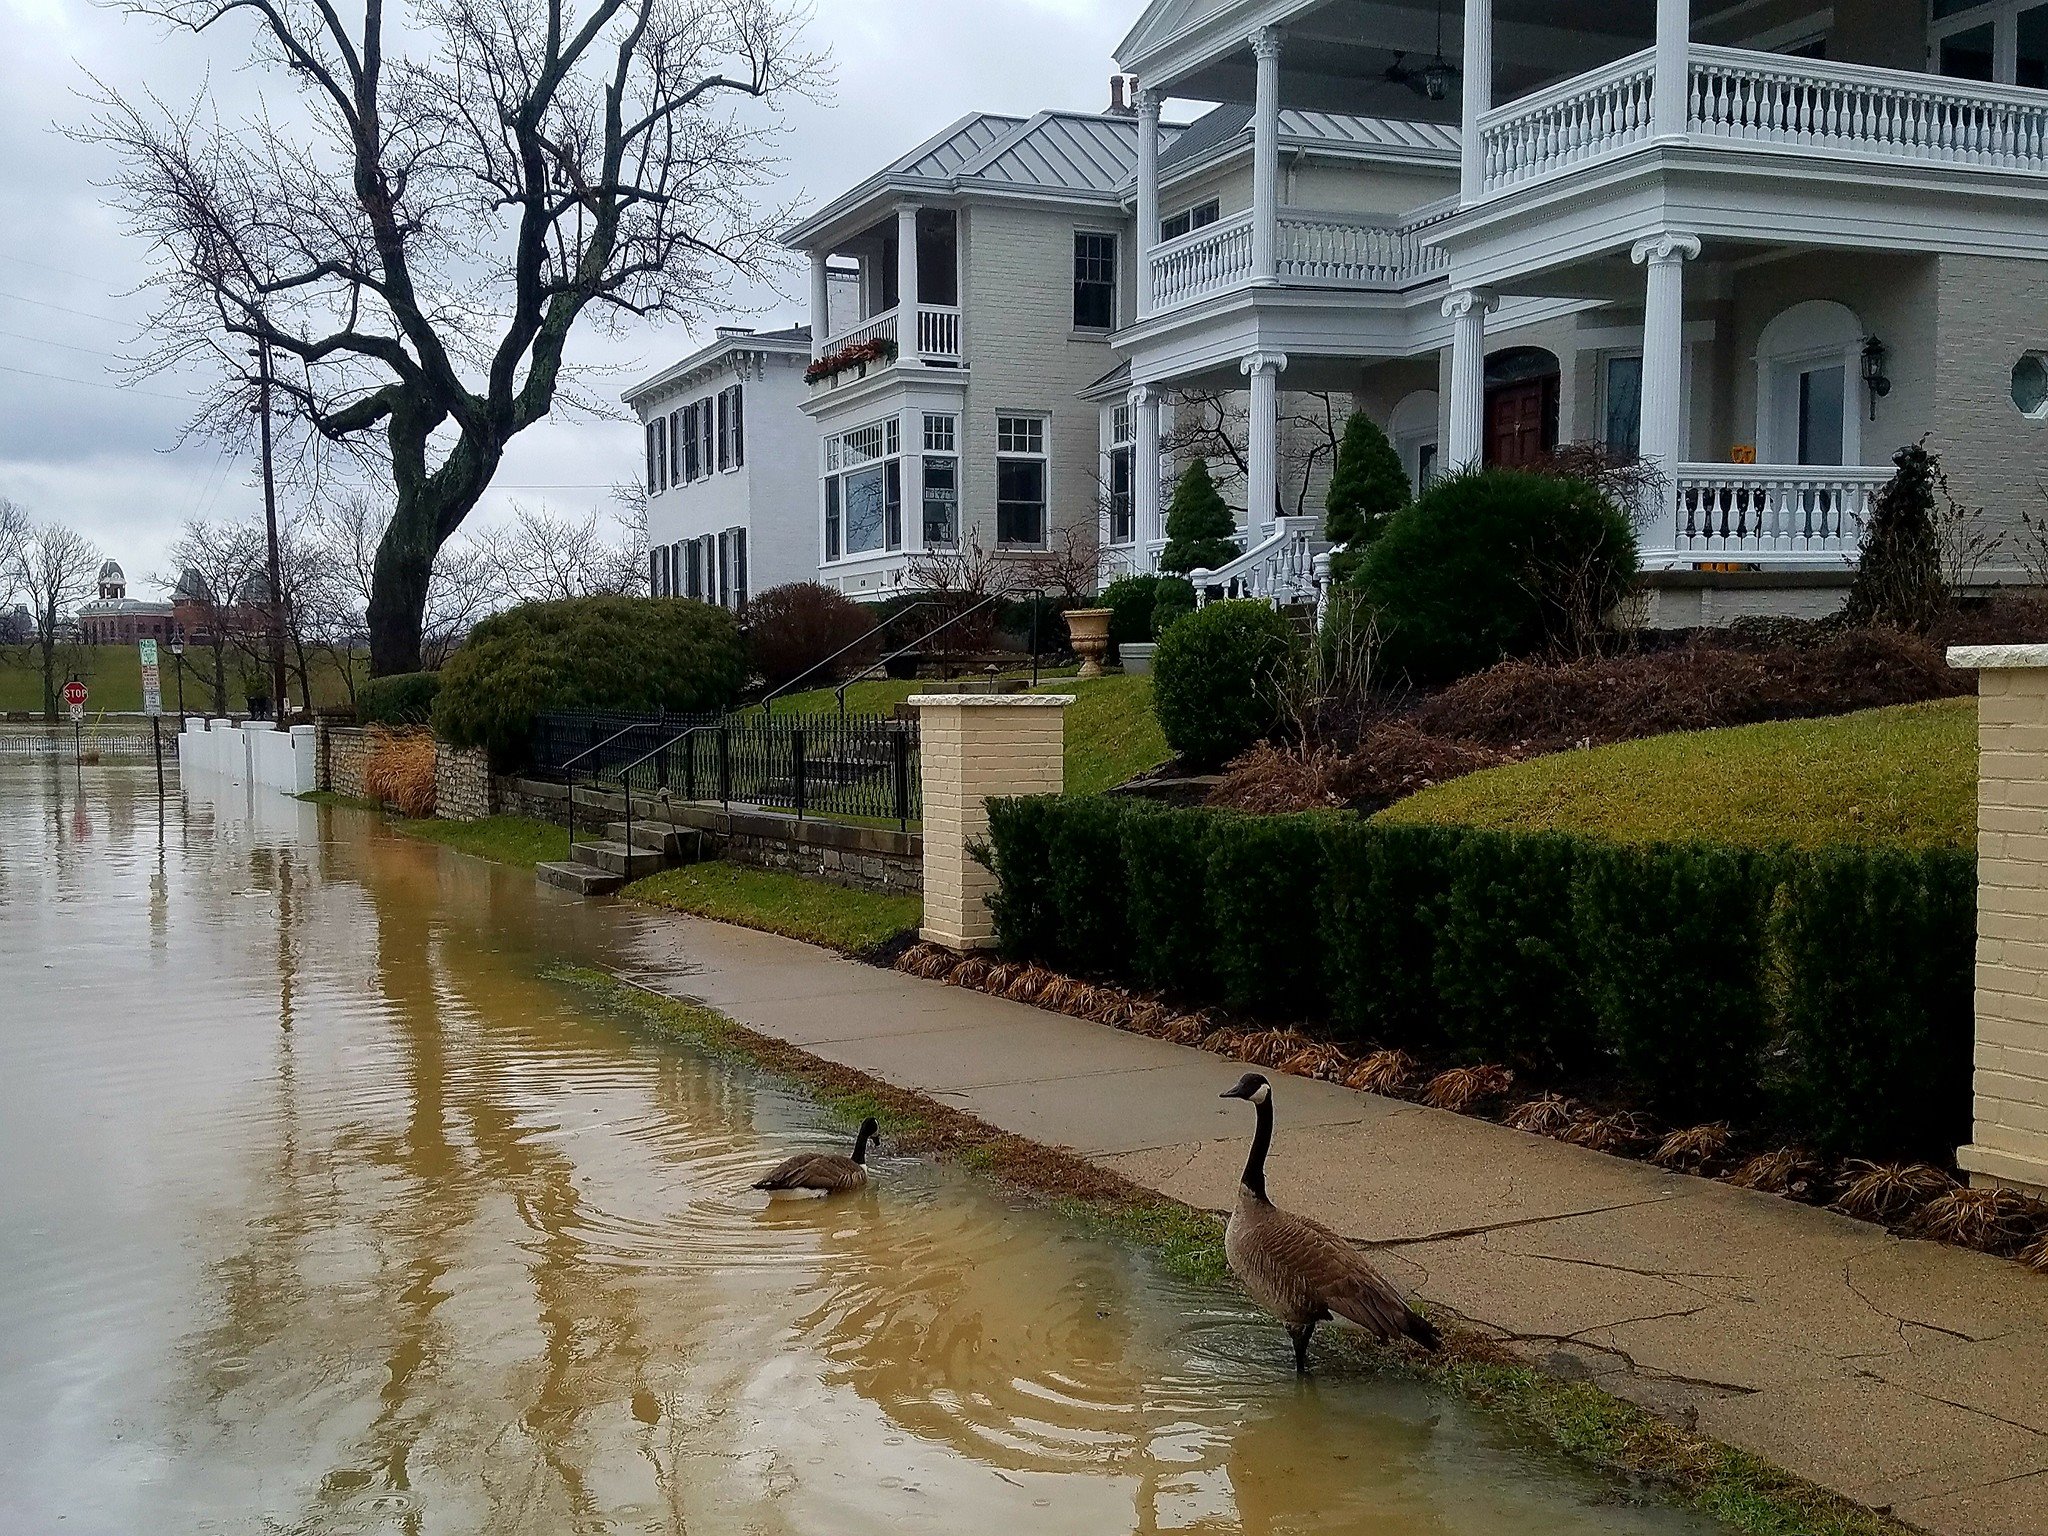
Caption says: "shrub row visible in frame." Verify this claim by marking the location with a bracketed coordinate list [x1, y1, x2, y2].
[982, 797, 1974, 1161]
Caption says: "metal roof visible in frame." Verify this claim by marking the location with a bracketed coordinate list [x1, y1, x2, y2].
[1159, 101, 1458, 175]
[892, 113, 1027, 179]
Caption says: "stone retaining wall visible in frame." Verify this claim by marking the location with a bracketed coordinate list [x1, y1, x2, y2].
[322, 724, 372, 801]
[435, 744, 495, 821]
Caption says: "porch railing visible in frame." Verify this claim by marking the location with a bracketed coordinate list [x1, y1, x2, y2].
[1274, 201, 1454, 288]
[821, 311, 897, 356]
[916, 304, 962, 361]
[1148, 209, 1257, 311]
[1190, 516, 1326, 606]
[1479, 44, 2048, 195]
[1668, 463, 1892, 557]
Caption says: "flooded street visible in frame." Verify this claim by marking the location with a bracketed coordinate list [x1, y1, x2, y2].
[0, 763, 1718, 1535]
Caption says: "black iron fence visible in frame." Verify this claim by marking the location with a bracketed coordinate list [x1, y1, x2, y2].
[538, 709, 920, 837]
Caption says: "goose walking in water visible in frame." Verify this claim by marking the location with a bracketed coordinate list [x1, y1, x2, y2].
[1219, 1073, 1440, 1370]
[753, 1117, 880, 1195]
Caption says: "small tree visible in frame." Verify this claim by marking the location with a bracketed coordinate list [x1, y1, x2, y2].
[1324, 412, 1408, 547]
[1160, 461, 1239, 574]
[18, 521, 101, 721]
[1844, 443, 1947, 632]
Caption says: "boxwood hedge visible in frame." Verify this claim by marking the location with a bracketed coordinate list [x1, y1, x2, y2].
[982, 795, 1974, 1161]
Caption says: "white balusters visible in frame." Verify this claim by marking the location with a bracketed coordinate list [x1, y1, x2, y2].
[1147, 210, 1257, 312]
[1478, 49, 1656, 193]
[1668, 465, 1891, 557]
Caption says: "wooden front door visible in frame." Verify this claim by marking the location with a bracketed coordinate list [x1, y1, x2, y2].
[1485, 376, 1559, 467]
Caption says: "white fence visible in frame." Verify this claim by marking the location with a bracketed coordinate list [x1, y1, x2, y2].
[177, 717, 317, 795]
[1667, 463, 1892, 558]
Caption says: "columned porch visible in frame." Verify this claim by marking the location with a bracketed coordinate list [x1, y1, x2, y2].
[805, 204, 964, 387]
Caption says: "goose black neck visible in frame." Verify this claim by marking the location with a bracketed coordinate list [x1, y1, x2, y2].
[1241, 1095, 1272, 1203]
[853, 1123, 875, 1164]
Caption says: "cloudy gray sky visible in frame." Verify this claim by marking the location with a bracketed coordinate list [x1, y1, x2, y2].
[0, 0, 1137, 593]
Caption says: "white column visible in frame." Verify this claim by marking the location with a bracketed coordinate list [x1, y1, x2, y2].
[1444, 288, 1495, 468]
[1654, 0, 1690, 138]
[1241, 351, 1288, 531]
[1133, 384, 1164, 556]
[1633, 233, 1700, 535]
[1459, 0, 1494, 203]
[895, 203, 920, 351]
[809, 252, 831, 358]
[1135, 89, 1161, 321]
[1250, 27, 1283, 283]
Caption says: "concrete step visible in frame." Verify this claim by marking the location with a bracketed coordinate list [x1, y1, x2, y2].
[570, 839, 669, 880]
[607, 819, 688, 857]
[535, 861, 625, 897]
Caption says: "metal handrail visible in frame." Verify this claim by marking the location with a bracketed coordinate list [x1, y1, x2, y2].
[754, 599, 940, 714]
[834, 589, 1018, 714]
[610, 723, 717, 862]
[563, 721, 669, 847]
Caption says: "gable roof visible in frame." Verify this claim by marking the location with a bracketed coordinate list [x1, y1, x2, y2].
[892, 112, 1028, 179]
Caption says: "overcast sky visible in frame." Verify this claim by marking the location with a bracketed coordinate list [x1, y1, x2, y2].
[0, 0, 1137, 594]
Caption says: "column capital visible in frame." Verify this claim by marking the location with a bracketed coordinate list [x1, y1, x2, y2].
[1129, 382, 1155, 406]
[1240, 350, 1289, 377]
[1251, 24, 1284, 60]
[1134, 86, 1161, 121]
[1631, 232, 1701, 266]
[1441, 288, 1497, 320]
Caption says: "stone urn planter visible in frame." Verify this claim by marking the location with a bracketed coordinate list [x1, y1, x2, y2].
[1064, 607, 1114, 679]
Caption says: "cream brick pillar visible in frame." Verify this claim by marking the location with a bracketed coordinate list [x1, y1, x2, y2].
[913, 693, 1074, 951]
[1951, 645, 2048, 1197]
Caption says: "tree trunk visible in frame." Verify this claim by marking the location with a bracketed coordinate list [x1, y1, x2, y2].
[39, 639, 56, 723]
[366, 476, 477, 677]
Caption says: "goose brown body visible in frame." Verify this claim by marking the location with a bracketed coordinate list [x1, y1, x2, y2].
[753, 1117, 878, 1194]
[1219, 1073, 1439, 1369]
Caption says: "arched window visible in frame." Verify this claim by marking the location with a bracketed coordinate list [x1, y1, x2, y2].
[1388, 390, 1441, 493]
[1755, 300, 1864, 467]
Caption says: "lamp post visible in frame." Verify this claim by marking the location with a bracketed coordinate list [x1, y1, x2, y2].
[170, 632, 187, 720]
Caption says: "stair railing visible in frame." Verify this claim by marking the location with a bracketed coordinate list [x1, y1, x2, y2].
[610, 723, 717, 867]
[754, 600, 940, 714]
[835, 587, 1045, 713]
[559, 721, 654, 849]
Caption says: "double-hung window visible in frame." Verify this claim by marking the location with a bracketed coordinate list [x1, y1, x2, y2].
[996, 414, 1049, 548]
[922, 412, 959, 546]
[675, 402, 695, 482]
[823, 417, 902, 561]
[698, 404, 714, 480]
[728, 385, 745, 467]
[1107, 403, 1135, 545]
[669, 410, 682, 485]
[1073, 232, 1117, 330]
[645, 420, 662, 492]
[716, 391, 731, 472]
[1158, 199, 1220, 242]
[684, 539, 703, 598]
[1602, 354, 1643, 460]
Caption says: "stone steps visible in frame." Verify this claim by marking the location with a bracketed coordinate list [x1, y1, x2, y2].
[570, 839, 669, 880]
[535, 861, 625, 897]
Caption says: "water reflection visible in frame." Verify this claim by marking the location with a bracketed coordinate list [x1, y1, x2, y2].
[0, 766, 1716, 1536]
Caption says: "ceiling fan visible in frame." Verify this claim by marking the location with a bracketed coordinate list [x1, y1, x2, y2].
[1383, 0, 1460, 101]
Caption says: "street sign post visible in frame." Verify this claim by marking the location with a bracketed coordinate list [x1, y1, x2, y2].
[62, 680, 87, 771]
[139, 640, 163, 717]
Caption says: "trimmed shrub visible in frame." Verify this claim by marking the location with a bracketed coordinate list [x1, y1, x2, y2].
[435, 596, 747, 767]
[1121, 804, 1221, 999]
[1206, 813, 1331, 1018]
[1324, 411, 1408, 548]
[1844, 443, 1945, 633]
[1152, 600, 1303, 770]
[1352, 468, 1638, 686]
[747, 582, 875, 690]
[1575, 843, 1780, 1121]
[1322, 819, 1466, 1049]
[1160, 460, 1239, 574]
[356, 671, 440, 727]
[1435, 830, 1591, 1072]
[1046, 795, 1138, 978]
[1149, 576, 1196, 638]
[982, 796, 1064, 959]
[1101, 574, 1163, 647]
[1769, 847, 1976, 1159]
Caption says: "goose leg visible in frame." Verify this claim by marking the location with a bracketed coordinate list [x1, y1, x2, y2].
[1290, 1321, 1316, 1374]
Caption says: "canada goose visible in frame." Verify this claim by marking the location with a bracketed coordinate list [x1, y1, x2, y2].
[1219, 1072, 1440, 1370]
[752, 1117, 880, 1195]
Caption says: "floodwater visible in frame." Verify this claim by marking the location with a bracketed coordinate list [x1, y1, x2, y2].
[0, 763, 1722, 1536]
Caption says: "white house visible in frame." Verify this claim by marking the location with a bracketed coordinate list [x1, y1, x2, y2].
[1109, 0, 2048, 623]
[626, 324, 817, 612]
[783, 107, 1173, 598]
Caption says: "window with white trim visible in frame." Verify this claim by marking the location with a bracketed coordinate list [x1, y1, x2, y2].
[1601, 354, 1643, 460]
[645, 420, 662, 492]
[684, 538, 704, 598]
[682, 401, 702, 481]
[699, 404, 713, 480]
[1159, 199, 1221, 242]
[1073, 232, 1117, 330]
[996, 414, 1048, 548]
[716, 390, 732, 471]
[730, 385, 746, 467]
[922, 412, 959, 546]
[668, 410, 682, 485]
[823, 416, 902, 561]
[1107, 402, 1135, 546]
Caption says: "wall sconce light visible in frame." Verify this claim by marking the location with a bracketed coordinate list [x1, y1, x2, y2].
[1862, 336, 1892, 421]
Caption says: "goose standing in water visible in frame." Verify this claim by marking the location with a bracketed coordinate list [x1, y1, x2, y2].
[1219, 1072, 1440, 1370]
[753, 1117, 880, 1195]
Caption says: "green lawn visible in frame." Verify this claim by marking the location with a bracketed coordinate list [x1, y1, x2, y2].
[390, 815, 570, 870]
[626, 861, 922, 955]
[0, 643, 364, 714]
[1376, 699, 1977, 850]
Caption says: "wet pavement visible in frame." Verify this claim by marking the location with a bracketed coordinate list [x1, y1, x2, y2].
[0, 763, 1717, 1534]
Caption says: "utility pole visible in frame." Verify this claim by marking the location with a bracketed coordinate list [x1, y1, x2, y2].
[253, 336, 289, 720]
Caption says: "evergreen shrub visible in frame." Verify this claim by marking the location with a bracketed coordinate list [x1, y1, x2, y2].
[1159, 461, 1239, 574]
[1100, 575, 1163, 647]
[1205, 813, 1332, 1018]
[1324, 411, 1409, 549]
[1121, 803, 1220, 998]
[1151, 599, 1303, 769]
[1149, 576, 1196, 638]
[356, 670, 440, 727]
[1435, 830, 1591, 1073]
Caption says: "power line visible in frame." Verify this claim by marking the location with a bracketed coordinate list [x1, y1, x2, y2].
[0, 251, 130, 288]
[0, 363, 192, 402]
[0, 328, 135, 364]
[0, 288, 132, 326]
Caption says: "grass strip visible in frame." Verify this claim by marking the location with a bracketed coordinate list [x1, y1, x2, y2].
[625, 861, 921, 957]
[390, 814, 570, 871]
[550, 961, 1915, 1536]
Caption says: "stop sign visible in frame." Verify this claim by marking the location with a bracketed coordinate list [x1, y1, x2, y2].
[61, 681, 88, 708]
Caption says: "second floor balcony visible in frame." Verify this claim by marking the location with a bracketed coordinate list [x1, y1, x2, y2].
[808, 303, 963, 391]
[1144, 199, 1454, 314]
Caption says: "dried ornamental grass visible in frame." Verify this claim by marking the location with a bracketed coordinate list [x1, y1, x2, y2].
[1561, 1111, 1655, 1155]
[2021, 1232, 2048, 1272]
[1505, 1094, 1581, 1137]
[895, 944, 958, 981]
[1651, 1123, 1733, 1175]
[1035, 974, 1091, 1013]
[1125, 1001, 1177, 1038]
[947, 956, 992, 991]
[1422, 1064, 1515, 1114]
[1159, 1015, 1212, 1046]
[1199, 1026, 1248, 1056]
[364, 728, 438, 818]
[1831, 1161, 1958, 1226]
[1907, 1187, 2043, 1255]
[1728, 1148, 1830, 1203]
[1277, 1043, 1354, 1082]
[1345, 1049, 1419, 1096]
[1230, 1028, 1317, 1068]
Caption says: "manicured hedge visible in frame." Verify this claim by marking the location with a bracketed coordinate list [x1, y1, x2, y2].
[982, 796, 1975, 1161]
[356, 670, 440, 727]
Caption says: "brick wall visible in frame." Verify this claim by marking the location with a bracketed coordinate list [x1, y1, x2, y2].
[1954, 647, 2048, 1199]
[434, 744, 494, 822]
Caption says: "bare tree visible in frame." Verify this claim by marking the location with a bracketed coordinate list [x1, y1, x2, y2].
[1011, 521, 1103, 603]
[19, 521, 102, 721]
[482, 505, 645, 603]
[160, 518, 263, 711]
[316, 492, 506, 669]
[90, 0, 825, 676]
[0, 499, 27, 613]
[1162, 389, 1348, 523]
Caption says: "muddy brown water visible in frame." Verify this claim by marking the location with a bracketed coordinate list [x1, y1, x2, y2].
[0, 764, 1724, 1535]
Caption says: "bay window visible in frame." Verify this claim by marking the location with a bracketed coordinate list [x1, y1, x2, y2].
[922, 412, 959, 546]
[823, 416, 903, 561]
[997, 414, 1048, 548]
[1107, 403, 1135, 545]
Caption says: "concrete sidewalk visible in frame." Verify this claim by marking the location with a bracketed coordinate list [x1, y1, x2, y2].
[620, 914, 2048, 1536]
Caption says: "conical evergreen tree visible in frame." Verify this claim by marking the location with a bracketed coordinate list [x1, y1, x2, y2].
[1159, 459, 1240, 574]
[1324, 411, 1410, 547]
[1843, 443, 1945, 632]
